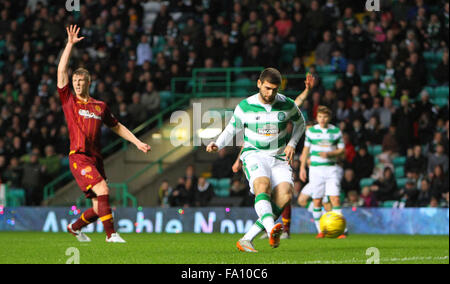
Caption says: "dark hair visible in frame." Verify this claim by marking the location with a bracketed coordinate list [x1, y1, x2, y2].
[259, 68, 282, 85]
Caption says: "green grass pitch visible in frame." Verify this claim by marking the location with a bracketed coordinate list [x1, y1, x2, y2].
[0, 232, 448, 264]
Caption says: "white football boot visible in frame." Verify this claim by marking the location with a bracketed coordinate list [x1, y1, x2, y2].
[67, 224, 91, 242]
[106, 233, 126, 243]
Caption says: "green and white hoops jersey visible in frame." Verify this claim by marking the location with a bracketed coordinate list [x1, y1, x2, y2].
[304, 124, 345, 167]
[215, 93, 305, 159]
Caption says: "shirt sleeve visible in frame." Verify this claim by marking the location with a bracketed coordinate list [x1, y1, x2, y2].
[287, 104, 306, 148]
[336, 130, 345, 149]
[304, 129, 312, 148]
[102, 104, 119, 128]
[57, 84, 71, 105]
[215, 105, 244, 150]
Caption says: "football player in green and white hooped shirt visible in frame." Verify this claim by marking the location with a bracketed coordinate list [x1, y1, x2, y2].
[207, 68, 306, 252]
[299, 105, 347, 239]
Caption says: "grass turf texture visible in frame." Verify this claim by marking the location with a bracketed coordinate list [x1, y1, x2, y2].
[0, 232, 448, 264]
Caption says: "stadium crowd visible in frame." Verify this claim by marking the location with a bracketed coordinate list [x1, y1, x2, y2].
[0, 0, 449, 207]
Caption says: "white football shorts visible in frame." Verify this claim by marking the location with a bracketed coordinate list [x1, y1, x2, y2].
[242, 153, 294, 195]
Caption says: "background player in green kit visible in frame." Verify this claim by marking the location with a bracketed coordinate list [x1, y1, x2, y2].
[300, 106, 347, 239]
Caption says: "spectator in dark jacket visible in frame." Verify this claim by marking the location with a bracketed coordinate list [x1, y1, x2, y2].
[211, 149, 234, 179]
[21, 152, 45, 205]
[405, 145, 428, 176]
[430, 165, 449, 199]
[370, 167, 398, 202]
[352, 146, 374, 181]
[195, 177, 214, 207]
[341, 168, 360, 194]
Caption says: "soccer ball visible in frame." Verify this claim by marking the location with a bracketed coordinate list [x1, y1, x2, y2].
[319, 212, 346, 238]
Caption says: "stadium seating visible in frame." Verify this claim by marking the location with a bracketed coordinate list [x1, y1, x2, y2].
[322, 74, 339, 89]
[381, 200, 397, 208]
[281, 43, 297, 64]
[160, 91, 173, 109]
[395, 166, 405, 178]
[360, 178, 375, 188]
[207, 178, 231, 197]
[434, 86, 449, 98]
[7, 189, 26, 207]
[361, 75, 373, 84]
[316, 64, 334, 74]
[368, 145, 382, 156]
[396, 178, 409, 189]
[370, 64, 386, 74]
[393, 156, 407, 167]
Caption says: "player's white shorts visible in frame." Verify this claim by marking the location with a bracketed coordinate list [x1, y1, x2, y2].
[308, 165, 341, 199]
[241, 153, 293, 195]
[300, 183, 330, 203]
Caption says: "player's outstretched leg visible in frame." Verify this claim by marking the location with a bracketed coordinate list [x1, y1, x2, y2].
[68, 207, 98, 242]
[238, 201, 284, 252]
[67, 208, 98, 242]
[93, 181, 126, 243]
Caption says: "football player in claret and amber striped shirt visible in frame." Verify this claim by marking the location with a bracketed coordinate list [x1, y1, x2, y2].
[57, 25, 151, 243]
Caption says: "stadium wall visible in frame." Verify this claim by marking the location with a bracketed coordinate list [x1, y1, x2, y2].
[0, 207, 448, 235]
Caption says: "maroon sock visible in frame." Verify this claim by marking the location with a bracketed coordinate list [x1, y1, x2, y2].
[97, 195, 116, 238]
[281, 204, 291, 233]
[72, 208, 98, 231]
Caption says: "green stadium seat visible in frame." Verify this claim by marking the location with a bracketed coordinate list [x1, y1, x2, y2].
[434, 86, 449, 98]
[207, 178, 218, 186]
[381, 200, 397, 208]
[7, 189, 26, 207]
[233, 56, 243, 67]
[432, 97, 448, 107]
[212, 178, 230, 197]
[281, 43, 297, 64]
[370, 64, 386, 74]
[361, 75, 373, 84]
[322, 75, 338, 90]
[316, 65, 334, 74]
[396, 178, 409, 189]
[422, 86, 435, 96]
[393, 156, 406, 167]
[368, 145, 382, 156]
[159, 91, 172, 109]
[232, 88, 249, 97]
[233, 78, 253, 90]
[395, 166, 405, 178]
[423, 51, 438, 63]
[360, 178, 375, 188]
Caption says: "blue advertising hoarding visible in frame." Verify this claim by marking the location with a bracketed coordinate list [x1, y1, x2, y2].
[0, 207, 448, 235]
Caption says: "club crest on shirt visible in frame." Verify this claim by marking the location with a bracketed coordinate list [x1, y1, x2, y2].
[277, 112, 286, 121]
[79, 109, 101, 120]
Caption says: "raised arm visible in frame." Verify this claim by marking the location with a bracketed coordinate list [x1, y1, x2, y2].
[57, 25, 85, 88]
[294, 73, 315, 107]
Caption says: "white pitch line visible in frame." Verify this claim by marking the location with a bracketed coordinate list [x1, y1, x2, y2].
[302, 256, 449, 264]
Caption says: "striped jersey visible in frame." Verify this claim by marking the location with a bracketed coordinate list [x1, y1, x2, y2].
[304, 124, 344, 167]
[215, 93, 305, 159]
